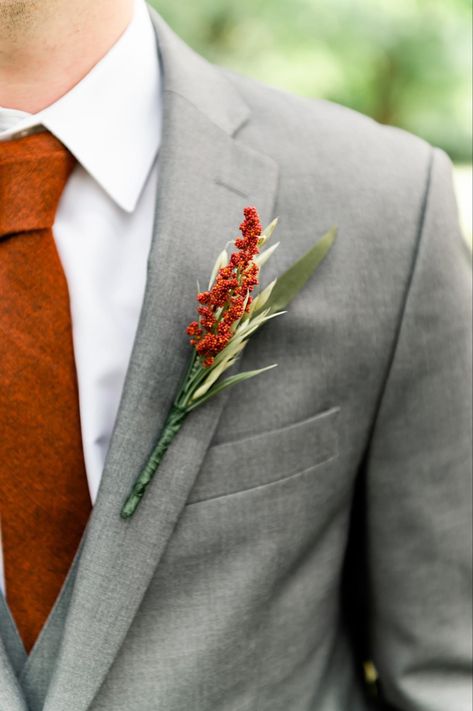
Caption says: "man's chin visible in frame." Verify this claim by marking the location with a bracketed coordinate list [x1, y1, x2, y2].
[0, 0, 37, 14]
[0, 0, 43, 12]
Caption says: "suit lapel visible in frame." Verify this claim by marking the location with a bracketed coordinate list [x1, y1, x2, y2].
[43, 11, 278, 711]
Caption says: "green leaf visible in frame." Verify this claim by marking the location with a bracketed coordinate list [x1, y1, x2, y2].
[259, 217, 279, 246]
[208, 248, 229, 288]
[249, 279, 277, 315]
[191, 342, 247, 401]
[254, 241, 280, 268]
[263, 226, 336, 315]
[187, 364, 278, 411]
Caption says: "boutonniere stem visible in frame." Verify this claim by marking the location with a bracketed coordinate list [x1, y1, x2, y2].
[121, 208, 336, 519]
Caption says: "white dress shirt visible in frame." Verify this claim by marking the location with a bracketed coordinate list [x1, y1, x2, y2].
[0, 0, 162, 509]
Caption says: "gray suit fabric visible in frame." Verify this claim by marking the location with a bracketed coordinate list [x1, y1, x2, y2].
[0, 6, 471, 710]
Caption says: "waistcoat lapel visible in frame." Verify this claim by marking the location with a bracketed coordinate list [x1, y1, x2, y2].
[42, 10, 279, 711]
[0, 594, 26, 678]
[19, 553, 82, 711]
[0, 607, 28, 711]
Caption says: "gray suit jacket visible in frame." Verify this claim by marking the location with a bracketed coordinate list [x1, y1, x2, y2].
[1, 7, 471, 711]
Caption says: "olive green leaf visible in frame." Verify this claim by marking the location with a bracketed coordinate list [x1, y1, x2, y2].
[188, 364, 278, 411]
[263, 226, 336, 316]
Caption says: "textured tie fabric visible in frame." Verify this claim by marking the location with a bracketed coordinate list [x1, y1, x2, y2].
[0, 131, 92, 653]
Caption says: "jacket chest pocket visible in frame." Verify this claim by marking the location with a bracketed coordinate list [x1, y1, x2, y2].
[187, 406, 340, 505]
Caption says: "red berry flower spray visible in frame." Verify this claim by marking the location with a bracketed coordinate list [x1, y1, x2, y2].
[121, 208, 335, 518]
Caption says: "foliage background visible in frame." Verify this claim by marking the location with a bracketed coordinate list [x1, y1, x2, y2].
[150, 0, 472, 238]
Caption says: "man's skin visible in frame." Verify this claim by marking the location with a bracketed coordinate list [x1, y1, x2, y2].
[0, 0, 133, 113]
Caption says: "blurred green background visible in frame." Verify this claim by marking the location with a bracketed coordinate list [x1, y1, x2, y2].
[150, 0, 472, 240]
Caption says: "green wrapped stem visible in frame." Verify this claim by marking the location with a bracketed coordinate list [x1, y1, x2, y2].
[120, 404, 188, 519]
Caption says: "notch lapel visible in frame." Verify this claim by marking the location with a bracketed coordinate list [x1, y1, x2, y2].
[43, 12, 279, 711]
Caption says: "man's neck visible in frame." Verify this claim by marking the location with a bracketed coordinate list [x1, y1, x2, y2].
[0, 0, 134, 113]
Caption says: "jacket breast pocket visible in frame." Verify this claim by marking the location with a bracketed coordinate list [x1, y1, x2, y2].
[187, 406, 341, 505]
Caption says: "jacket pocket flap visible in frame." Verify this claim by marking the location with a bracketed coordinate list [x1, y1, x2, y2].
[188, 406, 340, 503]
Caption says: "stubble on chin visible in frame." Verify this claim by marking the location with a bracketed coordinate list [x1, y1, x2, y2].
[0, 0, 45, 40]
[0, 1, 40, 25]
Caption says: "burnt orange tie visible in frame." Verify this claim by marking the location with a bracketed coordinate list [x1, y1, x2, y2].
[0, 131, 92, 653]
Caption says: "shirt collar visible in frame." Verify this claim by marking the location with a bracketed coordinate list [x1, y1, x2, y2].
[0, 0, 162, 213]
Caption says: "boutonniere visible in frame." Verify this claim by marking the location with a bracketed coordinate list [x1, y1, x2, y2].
[121, 208, 336, 519]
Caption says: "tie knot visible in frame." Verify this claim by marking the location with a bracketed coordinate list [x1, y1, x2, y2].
[0, 130, 76, 237]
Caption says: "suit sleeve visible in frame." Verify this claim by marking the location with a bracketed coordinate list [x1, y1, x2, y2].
[363, 147, 472, 710]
